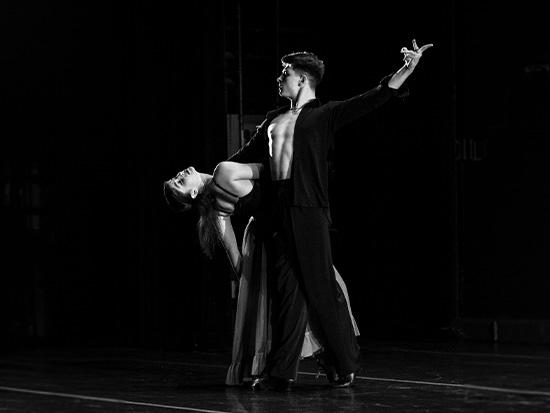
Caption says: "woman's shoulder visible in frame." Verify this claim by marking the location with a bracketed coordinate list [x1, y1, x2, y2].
[213, 161, 247, 178]
[213, 162, 239, 191]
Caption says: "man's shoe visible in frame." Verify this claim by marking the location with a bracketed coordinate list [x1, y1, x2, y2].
[314, 353, 339, 384]
[331, 372, 355, 388]
[268, 376, 295, 392]
[249, 376, 294, 391]
[249, 376, 268, 390]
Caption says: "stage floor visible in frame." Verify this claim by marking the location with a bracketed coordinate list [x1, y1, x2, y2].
[1, 340, 550, 412]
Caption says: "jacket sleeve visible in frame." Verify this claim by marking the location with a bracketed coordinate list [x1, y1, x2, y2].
[227, 118, 268, 164]
[327, 74, 409, 134]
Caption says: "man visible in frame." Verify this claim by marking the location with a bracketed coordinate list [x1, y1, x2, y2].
[228, 40, 433, 390]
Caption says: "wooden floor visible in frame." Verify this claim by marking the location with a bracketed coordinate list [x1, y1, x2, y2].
[1, 340, 550, 412]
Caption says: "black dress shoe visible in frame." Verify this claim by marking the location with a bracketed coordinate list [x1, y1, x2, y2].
[249, 376, 268, 390]
[314, 353, 339, 384]
[269, 376, 295, 392]
[331, 372, 355, 388]
[249, 376, 295, 391]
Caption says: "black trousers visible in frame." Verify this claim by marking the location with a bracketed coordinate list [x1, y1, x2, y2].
[263, 180, 360, 380]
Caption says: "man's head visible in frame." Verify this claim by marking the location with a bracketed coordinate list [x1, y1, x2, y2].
[163, 166, 202, 212]
[280, 51, 325, 89]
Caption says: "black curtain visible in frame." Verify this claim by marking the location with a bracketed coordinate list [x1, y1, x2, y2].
[1, 0, 231, 349]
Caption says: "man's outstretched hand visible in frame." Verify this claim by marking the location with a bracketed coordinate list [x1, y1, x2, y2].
[401, 39, 434, 70]
[388, 39, 434, 90]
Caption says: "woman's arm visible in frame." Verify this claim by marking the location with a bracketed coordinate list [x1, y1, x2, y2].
[213, 161, 263, 197]
[214, 161, 263, 181]
[212, 161, 263, 275]
[217, 214, 241, 274]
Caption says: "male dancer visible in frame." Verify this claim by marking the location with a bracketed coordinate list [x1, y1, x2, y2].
[229, 40, 433, 390]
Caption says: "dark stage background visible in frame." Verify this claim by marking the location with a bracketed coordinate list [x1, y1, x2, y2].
[1, 1, 549, 351]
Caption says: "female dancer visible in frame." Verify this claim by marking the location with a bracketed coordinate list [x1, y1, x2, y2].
[163, 161, 359, 386]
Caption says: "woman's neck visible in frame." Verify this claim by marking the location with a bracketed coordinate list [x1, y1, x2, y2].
[199, 174, 213, 192]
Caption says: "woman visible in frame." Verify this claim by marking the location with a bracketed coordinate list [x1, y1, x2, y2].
[163, 161, 359, 386]
[163, 162, 262, 278]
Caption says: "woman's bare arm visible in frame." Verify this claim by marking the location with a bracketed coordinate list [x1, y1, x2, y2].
[213, 161, 263, 197]
[217, 214, 241, 273]
[212, 161, 263, 274]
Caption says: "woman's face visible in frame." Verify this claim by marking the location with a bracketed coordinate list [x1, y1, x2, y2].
[168, 166, 202, 200]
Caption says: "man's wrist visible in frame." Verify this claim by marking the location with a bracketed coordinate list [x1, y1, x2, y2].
[381, 73, 410, 98]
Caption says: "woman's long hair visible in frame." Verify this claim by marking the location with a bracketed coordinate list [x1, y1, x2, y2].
[163, 180, 220, 258]
[195, 183, 221, 259]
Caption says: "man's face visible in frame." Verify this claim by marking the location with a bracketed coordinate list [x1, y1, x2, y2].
[168, 166, 201, 200]
[277, 64, 301, 99]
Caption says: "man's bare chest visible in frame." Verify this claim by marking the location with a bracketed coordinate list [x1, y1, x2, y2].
[267, 113, 298, 159]
[267, 112, 298, 147]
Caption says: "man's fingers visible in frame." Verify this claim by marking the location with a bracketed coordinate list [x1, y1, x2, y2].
[402, 43, 433, 60]
[401, 49, 418, 58]
[401, 47, 417, 56]
[400, 41, 433, 68]
[418, 43, 434, 53]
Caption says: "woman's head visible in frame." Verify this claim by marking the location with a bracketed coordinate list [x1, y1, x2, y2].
[163, 166, 203, 212]
[163, 166, 219, 259]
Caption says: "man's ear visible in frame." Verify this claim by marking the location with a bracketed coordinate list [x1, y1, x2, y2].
[190, 188, 198, 199]
[299, 74, 307, 85]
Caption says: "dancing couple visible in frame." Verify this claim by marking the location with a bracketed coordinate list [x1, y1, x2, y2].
[164, 40, 433, 390]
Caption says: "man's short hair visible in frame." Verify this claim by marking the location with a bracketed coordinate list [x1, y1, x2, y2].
[281, 51, 325, 88]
